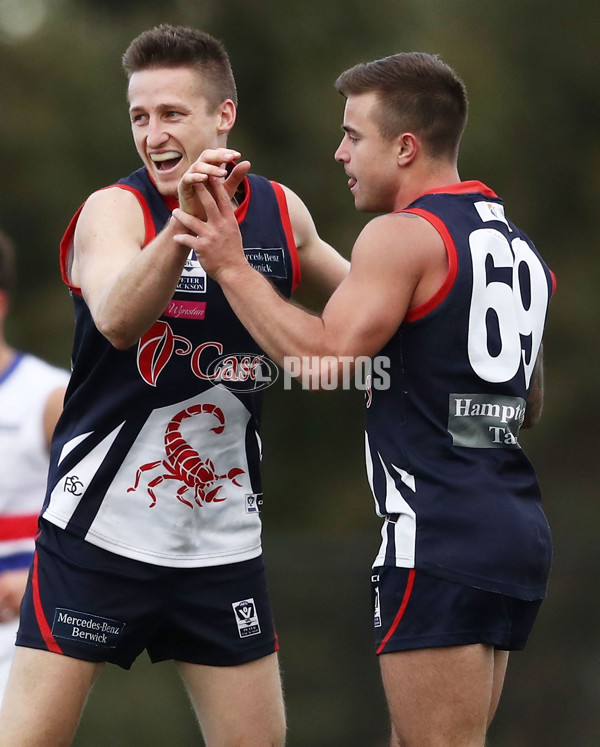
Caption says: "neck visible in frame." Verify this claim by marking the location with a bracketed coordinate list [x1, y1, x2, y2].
[393, 162, 461, 211]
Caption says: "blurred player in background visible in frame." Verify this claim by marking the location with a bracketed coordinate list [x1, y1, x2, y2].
[172, 52, 554, 746]
[0, 229, 69, 698]
[0, 24, 347, 745]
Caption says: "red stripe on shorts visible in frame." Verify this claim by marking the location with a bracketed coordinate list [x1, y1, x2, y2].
[31, 552, 63, 654]
[376, 568, 416, 655]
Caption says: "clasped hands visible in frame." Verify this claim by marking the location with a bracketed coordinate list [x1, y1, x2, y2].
[172, 147, 251, 281]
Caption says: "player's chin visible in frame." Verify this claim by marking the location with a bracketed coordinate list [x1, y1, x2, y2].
[153, 171, 180, 198]
[353, 194, 369, 212]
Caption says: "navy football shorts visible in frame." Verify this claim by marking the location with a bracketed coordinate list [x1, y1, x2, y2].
[16, 520, 278, 669]
[372, 566, 542, 654]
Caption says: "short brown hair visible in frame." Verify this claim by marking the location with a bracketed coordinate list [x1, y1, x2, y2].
[0, 230, 16, 297]
[122, 24, 237, 110]
[335, 52, 468, 160]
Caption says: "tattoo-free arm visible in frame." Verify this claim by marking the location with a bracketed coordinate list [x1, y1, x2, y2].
[171, 179, 446, 387]
[71, 188, 191, 349]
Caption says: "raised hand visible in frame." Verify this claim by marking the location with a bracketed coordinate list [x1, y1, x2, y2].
[172, 177, 247, 281]
[178, 148, 251, 219]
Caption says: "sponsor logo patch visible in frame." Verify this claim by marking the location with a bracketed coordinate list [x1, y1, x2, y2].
[177, 250, 207, 293]
[474, 200, 512, 231]
[164, 300, 207, 320]
[448, 393, 526, 448]
[372, 575, 382, 628]
[232, 598, 261, 638]
[244, 248, 287, 279]
[205, 353, 279, 392]
[52, 608, 125, 648]
[245, 493, 263, 514]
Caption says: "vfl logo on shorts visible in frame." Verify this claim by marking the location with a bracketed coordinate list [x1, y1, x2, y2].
[372, 574, 382, 628]
[232, 598, 261, 638]
[52, 608, 125, 648]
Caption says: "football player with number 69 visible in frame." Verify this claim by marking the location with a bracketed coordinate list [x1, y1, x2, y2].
[173, 52, 555, 746]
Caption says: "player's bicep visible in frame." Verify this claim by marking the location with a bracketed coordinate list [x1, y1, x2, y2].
[72, 188, 145, 306]
[322, 218, 421, 358]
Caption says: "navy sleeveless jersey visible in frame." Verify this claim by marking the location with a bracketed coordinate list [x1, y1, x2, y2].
[366, 181, 554, 600]
[43, 168, 299, 567]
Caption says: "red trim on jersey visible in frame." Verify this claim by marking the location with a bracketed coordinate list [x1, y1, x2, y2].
[401, 208, 459, 322]
[418, 180, 498, 199]
[550, 270, 557, 295]
[163, 195, 179, 213]
[59, 203, 85, 296]
[0, 514, 38, 540]
[270, 181, 301, 291]
[376, 568, 416, 655]
[234, 176, 251, 224]
[31, 552, 63, 654]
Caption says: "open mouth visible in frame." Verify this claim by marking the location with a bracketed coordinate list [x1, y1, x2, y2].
[150, 151, 183, 172]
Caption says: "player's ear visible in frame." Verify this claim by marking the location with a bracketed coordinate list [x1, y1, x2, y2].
[217, 99, 236, 136]
[397, 133, 418, 166]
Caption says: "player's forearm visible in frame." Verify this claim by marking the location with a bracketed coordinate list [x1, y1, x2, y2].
[217, 263, 330, 369]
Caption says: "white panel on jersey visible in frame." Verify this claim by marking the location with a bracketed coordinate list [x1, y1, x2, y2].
[365, 433, 416, 568]
[44, 423, 126, 528]
[58, 431, 93, 464]
[85, 385, 261, 568]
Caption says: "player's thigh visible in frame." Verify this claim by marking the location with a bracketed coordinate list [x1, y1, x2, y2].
[488, 649, 509, 727]
[381, 643, 495, 747]
[0, 646, 104, 744]
[178, 652, 285, 747]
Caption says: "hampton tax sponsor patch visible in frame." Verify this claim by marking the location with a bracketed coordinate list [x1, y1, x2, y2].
[52, 608, 125, 648]
[232, 598, 261, 638]
[448, 393, 526, 448]
[243, 248, 287, 279]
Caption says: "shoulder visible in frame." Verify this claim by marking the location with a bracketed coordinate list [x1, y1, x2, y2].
[75, 185, 147, 243]
[352, 211, 445, 264]
[81, 184, 144, 216]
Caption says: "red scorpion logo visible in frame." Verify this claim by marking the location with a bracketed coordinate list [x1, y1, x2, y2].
[128, 403, 245, 508]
